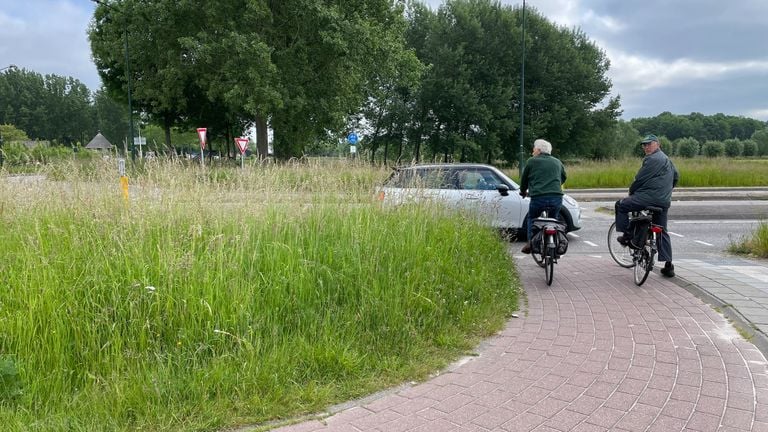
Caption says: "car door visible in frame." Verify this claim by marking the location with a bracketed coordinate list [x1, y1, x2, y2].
[454, 167, 526, 229]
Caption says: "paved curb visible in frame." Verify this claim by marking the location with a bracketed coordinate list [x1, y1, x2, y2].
[669, 269, 768, 359]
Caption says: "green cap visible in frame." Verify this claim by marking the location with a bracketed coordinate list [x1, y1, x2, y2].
[640, 134, 658, 144]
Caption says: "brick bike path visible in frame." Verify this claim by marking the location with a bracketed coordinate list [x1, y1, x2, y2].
[268, 255, 768, 432]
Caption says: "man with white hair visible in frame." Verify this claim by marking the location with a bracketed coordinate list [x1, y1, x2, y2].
[519, 138, 567, 254]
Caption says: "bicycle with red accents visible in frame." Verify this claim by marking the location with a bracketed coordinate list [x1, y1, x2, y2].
[530, 210, 567, 286]
[607, 206, 664, 286]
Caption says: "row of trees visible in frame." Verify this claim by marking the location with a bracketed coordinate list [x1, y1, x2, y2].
[85, 0, 620, 163]
[0, 69, 126, 147]
[2, 0, 767, 164]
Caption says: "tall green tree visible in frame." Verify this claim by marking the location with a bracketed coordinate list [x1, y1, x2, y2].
[0, 68, 94, 145]
[89, 0, 411, 159]
[404, 0, 618, 163]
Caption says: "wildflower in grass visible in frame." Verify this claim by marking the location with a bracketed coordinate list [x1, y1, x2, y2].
[145, 286, 156, 293]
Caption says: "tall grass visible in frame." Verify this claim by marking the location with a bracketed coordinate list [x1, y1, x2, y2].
[506, 157, 768, 188]
[0, 158, 518, 431]
[729, 221, 768, 258]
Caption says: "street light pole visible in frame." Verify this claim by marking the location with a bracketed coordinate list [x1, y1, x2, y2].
[92, 0, 135, 162]
[0, 64, 17, 72]
[518, 0, 526, 177]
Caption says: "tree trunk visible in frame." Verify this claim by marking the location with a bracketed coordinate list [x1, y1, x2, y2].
[255, 114, 268, 160]
[163, 115, 173, 155]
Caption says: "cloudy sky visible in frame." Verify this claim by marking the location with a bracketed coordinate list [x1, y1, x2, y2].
[2, 0, 768, 121]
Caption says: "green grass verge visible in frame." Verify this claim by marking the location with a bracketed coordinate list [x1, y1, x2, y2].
[728, 221, 768, 258]
[0, 159, 518, 431]
[506, 157, 768, 188]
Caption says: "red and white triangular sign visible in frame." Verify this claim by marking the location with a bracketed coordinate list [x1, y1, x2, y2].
[235, 137, 249, 155]
[197, 128, 207, 150]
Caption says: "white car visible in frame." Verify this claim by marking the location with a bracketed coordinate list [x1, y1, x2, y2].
[376, 163, 582, 239]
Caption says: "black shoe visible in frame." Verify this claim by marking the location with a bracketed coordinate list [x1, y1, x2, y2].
[661, 262, 675, 278]
[617, 233, 632, 247]
[521, 243, 531, 254]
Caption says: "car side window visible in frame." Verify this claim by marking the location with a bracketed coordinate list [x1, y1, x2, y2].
[459, 169, 501, 190]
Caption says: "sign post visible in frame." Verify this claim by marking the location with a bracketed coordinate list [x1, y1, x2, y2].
[235, 137, 249, 169]
[196, 127, 207, 167]
[347, 132, 358, 158]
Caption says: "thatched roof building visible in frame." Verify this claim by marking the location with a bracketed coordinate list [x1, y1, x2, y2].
[85, 132, 113, 150]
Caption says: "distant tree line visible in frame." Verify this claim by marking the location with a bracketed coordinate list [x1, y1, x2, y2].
[2, 0, 767, 165]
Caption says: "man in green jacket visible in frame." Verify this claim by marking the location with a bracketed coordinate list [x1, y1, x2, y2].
[519, 139, 567, 254]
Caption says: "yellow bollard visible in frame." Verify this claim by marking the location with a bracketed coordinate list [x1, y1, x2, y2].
[120, 175, 129, 202]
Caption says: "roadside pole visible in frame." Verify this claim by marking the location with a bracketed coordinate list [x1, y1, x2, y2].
[197, 127, 207, 168]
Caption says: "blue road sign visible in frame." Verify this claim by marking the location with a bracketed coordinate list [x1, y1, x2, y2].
[347, 132, 358, 145]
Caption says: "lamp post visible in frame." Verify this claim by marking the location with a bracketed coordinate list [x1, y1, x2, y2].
[91, 0, 135, 163]
[518, 0, 527, 177]
[0, 64, 17, 72]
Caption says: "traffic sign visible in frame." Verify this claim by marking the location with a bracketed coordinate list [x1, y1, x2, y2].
[235, 137, 249, 155]
[347, 132, 358, 145]
[197, 127, 207, 150]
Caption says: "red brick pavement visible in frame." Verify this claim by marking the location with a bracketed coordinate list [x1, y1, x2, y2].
[269, 255, 768, 432]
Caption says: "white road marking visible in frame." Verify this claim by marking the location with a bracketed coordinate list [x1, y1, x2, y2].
[694, 240, 714, 247]
[672, 219, 762, 224]
[567, 233, 580, 238]
[668, 231, 684, 237]
[584, 241, 598, 247]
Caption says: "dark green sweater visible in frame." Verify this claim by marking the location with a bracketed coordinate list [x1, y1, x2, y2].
[519, 154, 566, 197]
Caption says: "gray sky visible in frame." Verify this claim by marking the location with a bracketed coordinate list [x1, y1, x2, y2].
[2, 0, 767, 121]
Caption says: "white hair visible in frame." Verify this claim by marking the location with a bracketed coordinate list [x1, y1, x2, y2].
[533, 139, 552, 154]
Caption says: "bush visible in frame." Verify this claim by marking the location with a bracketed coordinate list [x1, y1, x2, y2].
[723, 139, 743, 157]
[676, 137, 700, 158]
[659, 136, 674, 156]
[702, 140, 725, 157]
[742, 139, 758, 157]
[752, 128, 768, 156]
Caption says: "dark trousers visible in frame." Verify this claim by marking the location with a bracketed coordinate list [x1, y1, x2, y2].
[615, 197, 673, 262]
[527, 196, 563, 241]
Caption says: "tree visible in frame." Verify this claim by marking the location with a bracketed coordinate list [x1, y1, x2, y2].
[405, 1, 618, 163]
[89, 0, 411, 159]
[702, 140, 725, 157]
[0, 124, 29, 142]
[0, 67, 95, 145]
[676, 137, 700, 158]
[723, 138, 743, 158]
[742, 139, 758, 157]
[93, 88, 128, 148]
[752, 128, 768, 156]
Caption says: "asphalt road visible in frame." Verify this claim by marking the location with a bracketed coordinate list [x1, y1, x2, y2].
[555, 201, 763, 260]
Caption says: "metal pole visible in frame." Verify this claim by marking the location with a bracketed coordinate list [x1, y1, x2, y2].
[92, 0, 134, 163]
[123, 23, 135, 162]
[518, 0, 526, 177]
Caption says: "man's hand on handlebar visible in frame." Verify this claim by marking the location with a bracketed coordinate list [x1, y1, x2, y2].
[519, 190, 527, 198]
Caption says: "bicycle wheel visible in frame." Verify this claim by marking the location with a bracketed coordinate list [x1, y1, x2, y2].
[544, 248, 555, 286]
[531, 235, 545, 268]
[608, 222, 634, 268]
[634, 247, 651, 286]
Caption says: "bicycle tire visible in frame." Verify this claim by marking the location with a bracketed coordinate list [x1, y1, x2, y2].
[531, 236, 545, 268]
[634, 247, 651, 286]
[607, 222, 634, 268]
[544, 248, 555, 286]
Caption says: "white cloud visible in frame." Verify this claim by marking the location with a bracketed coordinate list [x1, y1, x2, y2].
[606, 48, 768, 92]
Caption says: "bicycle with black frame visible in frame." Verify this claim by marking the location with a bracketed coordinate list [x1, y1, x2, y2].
[530, 208, 569, 286]
[607, 206, 664, 286]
